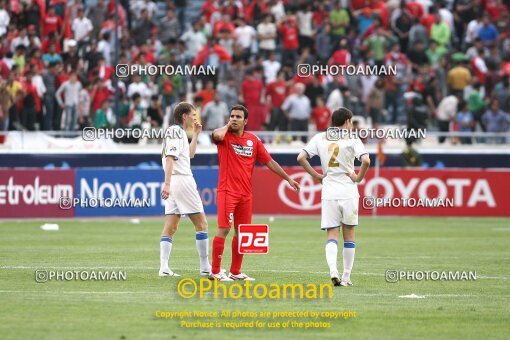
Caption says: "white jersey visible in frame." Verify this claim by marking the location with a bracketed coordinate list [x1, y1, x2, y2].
[161, 125, 192, 176]
[303, 132, 367, 200]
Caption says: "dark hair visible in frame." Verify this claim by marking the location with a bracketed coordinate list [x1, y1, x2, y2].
[173, 102, 195, 124]
[131, 92, 141, 101]
[331, 107, 353, 127]
[230, 104, 249, 119]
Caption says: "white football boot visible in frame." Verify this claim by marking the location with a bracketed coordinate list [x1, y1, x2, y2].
[159, 268, 181, 277]
[228, 272, 255, 281]
[208, 271, 233, 281]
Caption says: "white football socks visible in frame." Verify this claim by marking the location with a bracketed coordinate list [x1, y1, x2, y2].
[342, 241, 356, 281]
[196, 231, 210, 270]
[325, 239, 338, 277]
[160, 236, 172, 270]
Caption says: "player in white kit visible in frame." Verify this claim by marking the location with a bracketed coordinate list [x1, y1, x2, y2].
[159, 102, 211, 277]
[297, 107, 370, 286]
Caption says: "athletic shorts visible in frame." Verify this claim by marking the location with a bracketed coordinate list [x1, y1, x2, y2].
[164, 175, 204, 216]
[321, 198, 359, 230]
[217, 191, 252, 228]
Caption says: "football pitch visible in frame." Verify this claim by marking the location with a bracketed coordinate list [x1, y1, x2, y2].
[1, 217, 509, 339]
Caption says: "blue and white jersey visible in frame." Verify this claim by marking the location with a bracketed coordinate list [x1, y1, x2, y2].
[161, 125, 192, 176]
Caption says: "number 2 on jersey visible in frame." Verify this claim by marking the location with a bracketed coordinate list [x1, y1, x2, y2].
[328, 143, 340, 167]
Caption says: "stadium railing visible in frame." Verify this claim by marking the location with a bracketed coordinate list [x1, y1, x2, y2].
[0, 130, 509, 149]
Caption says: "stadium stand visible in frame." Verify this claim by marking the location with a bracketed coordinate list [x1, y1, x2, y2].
[0, 0, 509, 148]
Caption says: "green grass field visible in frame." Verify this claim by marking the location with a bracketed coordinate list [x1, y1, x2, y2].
[1, 217, 509, 339]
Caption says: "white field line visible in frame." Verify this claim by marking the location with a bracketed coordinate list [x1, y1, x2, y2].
[1, 266, 508, 280]
[0, 290, 486, 298]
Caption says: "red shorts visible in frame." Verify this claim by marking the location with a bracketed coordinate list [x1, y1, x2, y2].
[217, 191, 252, 228]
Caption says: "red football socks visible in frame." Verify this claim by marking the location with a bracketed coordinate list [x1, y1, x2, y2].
[211, 236, 225, 274]
[230, 236, 244, 275]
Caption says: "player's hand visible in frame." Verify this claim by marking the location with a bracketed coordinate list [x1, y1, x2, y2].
[313, 173, 325, 183]
[161, 183, 170, 200]
[193, 121, 202, 135]
[346, 172, 359, 183]
[288, 179, 300, 192]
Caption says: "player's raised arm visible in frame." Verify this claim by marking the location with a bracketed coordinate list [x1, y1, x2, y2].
[211, 121, 231, 143]
[297, 150, 325, 183]
[347, 153, 370, 183]
[265, 159, 300, 192]
[161, 156, 174, 200]
[189, 121, 202, 159]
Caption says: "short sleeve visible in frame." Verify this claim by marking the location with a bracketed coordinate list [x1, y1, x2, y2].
[256, 137, 272, 164]
[353, 138, 368, 161]
[163, 128, 183, 160]
[303, 133, 319, 158]
[212, 130, 229, 145]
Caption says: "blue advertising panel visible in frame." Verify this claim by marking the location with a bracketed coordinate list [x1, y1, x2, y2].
[75, 168, 218, 217]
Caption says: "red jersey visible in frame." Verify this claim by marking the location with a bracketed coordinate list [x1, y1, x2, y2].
[242, 79, 263, 106]
[406, 2, 424, 19]
[215, 131, 272, 196]
[420, 14, 435, 34]
[195, 89, 215, 105]
[312, 10, 329, 26]
[266, 80, 287, 108]
[214, 21, 235, 37]
[279, 25, 299, 50]
[329, 49, 351, 66]
[312, 107, 331, 131]
[351, 0, 371, 10]
[42, 14, 62, 37]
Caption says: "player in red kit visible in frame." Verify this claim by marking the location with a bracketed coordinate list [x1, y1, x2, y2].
[209, 105, 300, 281]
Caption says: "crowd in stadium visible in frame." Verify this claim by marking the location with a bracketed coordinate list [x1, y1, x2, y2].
[0, 0, 509, 144]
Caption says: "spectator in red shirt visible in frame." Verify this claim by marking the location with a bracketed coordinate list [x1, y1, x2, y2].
[222, 0, 242, 20]
[371, 0, 390, 29]
[28, 50, 44, 74]
[20, 71, 40, 130]
[195, 80, 216, 106]
[312, 2, 329, 28]
[420, 7, 437, 34]
[214, 13, 235, 39]
[265, 71, 288, 131]
[193, 38, 232, 86]
[136, 50, 156, 65]
[241, 70, 265, 131]
[279, 16, 299, 65]
[90, 79, 112, 114]
[90, 58, 114, 82]
[41, 6, 62, 38]
[329, 39, 351, 66]
[351, 0, 372, 10]
[312, 97, 331, 131]
[193, 38, 232, 66]
[41, 32, 62, 54]
[406, 1, 424, 20]
[0, 55, 9, 79]
[201, 0, 218, 22]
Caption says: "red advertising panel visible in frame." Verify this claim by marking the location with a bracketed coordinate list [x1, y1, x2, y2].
[0, 170, 75, 218]
[252, 168, 510, 216]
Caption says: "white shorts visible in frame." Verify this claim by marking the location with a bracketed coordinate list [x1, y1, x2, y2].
[164, 176, 204, 216]
[321, 198, 359, 230]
